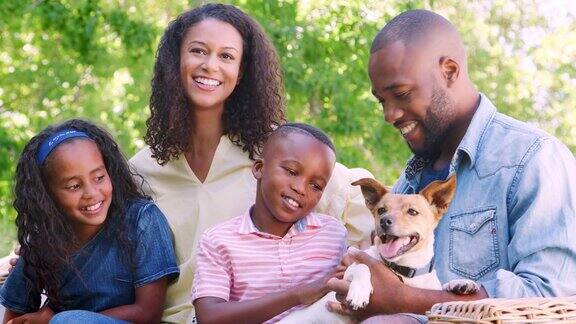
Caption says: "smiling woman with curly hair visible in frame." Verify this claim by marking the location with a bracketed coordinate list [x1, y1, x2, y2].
[144, 3, 284, 165]
[129, 3, 374, 323]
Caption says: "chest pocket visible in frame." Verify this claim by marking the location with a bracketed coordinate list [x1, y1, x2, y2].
[449, 207, 499, 280]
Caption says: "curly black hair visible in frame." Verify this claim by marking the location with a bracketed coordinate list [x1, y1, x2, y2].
[13, 119, 147, 309]
[145, 3, 285, 165]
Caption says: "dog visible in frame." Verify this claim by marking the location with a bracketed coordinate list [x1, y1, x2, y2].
[279, 175, 479, 324]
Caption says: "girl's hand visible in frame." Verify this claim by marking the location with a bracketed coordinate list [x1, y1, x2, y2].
[7, 306, 53, 324]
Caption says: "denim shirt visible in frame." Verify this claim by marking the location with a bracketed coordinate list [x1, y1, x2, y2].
[0, 199, 179, 313]
[393, 93, 576, 298]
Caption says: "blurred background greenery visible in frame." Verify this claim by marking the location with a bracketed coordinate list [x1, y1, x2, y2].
[0, 0, 575, 255]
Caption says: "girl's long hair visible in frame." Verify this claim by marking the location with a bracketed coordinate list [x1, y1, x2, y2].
[145, 3, 285, 164]
[13, 119, 146, 308]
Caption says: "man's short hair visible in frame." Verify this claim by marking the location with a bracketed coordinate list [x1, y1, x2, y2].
[371, 9, 454, 53]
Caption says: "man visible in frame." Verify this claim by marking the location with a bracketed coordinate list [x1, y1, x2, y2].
[327, 9, 576, 323]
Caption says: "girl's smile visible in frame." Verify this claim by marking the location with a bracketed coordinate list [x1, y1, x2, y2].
[79, 200, 105, 215]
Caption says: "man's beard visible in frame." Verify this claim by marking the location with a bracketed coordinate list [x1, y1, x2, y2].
[409, 84, 455, 160]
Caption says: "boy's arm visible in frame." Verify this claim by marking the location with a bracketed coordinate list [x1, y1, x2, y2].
[99, 278, 168, 324]
[194, 273, 333, 324]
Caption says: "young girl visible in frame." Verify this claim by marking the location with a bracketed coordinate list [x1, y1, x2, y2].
[0, 119, 179, 324]
[192, 123, 347, 323]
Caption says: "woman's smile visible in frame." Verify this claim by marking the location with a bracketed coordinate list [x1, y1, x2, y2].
[180, 18, 243, 110]
[193, 76, 222, 91]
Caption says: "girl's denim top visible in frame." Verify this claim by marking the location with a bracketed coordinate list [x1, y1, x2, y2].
[0, 199, 179, 313]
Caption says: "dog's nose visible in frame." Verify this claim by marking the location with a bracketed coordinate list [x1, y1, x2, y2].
[380, 217, 393, 228]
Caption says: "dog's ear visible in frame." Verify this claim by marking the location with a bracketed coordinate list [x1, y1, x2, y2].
[352, 178, 388, 210]
[420, 175, 457, 218]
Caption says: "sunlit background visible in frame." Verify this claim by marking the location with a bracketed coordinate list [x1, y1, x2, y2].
[0, 0, 575, 255]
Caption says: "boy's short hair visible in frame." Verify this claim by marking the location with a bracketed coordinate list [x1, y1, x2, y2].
[273, 123, 336, 154]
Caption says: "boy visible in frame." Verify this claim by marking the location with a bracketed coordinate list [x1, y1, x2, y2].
[192, 123, 347, 323]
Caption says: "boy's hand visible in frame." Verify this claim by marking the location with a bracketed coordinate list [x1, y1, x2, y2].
[7, 305, 54, 324]
[295, 269, 341, 305]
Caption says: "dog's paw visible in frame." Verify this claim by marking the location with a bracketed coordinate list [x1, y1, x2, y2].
[347, 246, 361, 254]
[346, 281, 372, 310]
[345, 264, 373, 310]
[443, 279, 480, 295]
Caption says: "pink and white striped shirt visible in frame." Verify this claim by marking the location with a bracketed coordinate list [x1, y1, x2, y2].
[192, 207, 347, 322]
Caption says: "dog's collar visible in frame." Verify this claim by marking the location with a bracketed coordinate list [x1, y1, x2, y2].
[382, 257, 434, 279]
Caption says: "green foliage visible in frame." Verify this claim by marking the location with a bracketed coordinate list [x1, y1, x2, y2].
[0, 0, 574, 255]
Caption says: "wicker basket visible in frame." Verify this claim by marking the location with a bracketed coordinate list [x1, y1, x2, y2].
[427, 296, 576, 323]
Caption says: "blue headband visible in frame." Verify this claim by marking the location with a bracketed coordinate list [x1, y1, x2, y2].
[36, 129, 92, 166]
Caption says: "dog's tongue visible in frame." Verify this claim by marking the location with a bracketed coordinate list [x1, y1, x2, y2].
[378, 236, 411, 259]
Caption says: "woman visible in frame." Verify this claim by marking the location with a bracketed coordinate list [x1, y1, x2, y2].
[129, 3, 373, 323]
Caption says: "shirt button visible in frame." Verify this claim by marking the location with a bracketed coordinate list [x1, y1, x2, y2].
[469, 223, 477, 231]
[283, 260, 288, 265]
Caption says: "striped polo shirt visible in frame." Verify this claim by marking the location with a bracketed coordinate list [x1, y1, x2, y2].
[192, 207, 347, 322]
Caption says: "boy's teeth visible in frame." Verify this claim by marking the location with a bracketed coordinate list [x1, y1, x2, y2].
[195, 77, 220, 86]
[286, 197, 299, 208]
[400, 122, 416, 135]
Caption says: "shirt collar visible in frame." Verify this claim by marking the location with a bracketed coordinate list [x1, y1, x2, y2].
[455, 93, 497, 169]
[405, 93, 496, 180]
[237, 205, 323, 236]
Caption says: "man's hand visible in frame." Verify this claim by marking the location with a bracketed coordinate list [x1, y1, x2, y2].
[7, 305, 54, 324]
[326, 248, 405, 320]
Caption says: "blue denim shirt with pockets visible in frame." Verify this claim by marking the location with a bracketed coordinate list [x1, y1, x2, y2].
[393, 93, 576, 298]
[0, 199, 179, 313]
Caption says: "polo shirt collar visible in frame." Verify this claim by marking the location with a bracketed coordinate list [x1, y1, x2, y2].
[237, 205, 323, 236]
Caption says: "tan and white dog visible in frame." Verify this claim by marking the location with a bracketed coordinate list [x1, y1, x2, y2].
[279, 176, 478, 324]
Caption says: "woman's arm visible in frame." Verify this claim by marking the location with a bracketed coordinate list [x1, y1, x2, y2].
[99, 278, 168, 324]
[194, 273, 333, 324]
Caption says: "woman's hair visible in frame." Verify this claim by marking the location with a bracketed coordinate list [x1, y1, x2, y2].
[145, 3, 285, 164]
[13, 119, 146, 308]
